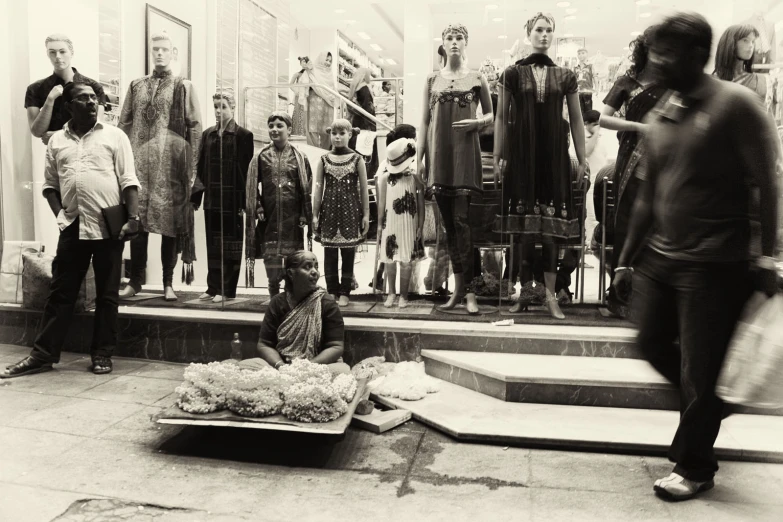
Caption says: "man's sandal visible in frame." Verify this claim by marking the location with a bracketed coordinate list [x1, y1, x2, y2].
[91, 356, 113, 375]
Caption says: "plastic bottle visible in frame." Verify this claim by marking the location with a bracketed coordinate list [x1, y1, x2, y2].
[230, 333, 242, 361]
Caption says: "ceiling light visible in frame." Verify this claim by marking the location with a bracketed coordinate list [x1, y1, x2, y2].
[108, 59, 118, 63]
[386, 58, 397, 65]
[636, 0, 650, 5]
[630, 31, 642, 36]
[556, 1, 571, 7]
[498, 35, 508, 39]
[370, 44, 383, 51]
[566, 8, 578, 14]
[493, 17, 504, 22]
[335, 9, 346, 14]
[564, 15, 576, 20]
[357, 32, 371, 40]
[486, 4, 499, 10]
[639, 12, 651, 18]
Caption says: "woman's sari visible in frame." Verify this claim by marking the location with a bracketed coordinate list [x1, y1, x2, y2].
[277, 287, 327, 362]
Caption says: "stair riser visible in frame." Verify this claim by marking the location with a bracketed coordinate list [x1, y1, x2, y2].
[421, 334, 642, 359]
[425, 358, 783, 416]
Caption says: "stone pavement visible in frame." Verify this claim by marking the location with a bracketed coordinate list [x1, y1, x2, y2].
[0, 344, 781, 522]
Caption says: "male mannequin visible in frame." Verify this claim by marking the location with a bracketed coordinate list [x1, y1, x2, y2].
[25, 34, 107, 145]
[118, 32, 202, 300]
[574, 47, 594, 115]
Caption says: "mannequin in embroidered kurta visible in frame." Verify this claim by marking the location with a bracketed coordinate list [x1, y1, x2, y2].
[118, 56, 201, 297]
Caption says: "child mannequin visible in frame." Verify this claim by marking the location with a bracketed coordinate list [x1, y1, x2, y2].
[313, 119, 370, 306]
[377, 138, 425, 308]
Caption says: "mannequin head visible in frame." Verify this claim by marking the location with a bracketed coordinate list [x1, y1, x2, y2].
[325, 52, 333, 68]
[714, 24, 759, 81]
[577, 48, 588, 64]
[626, 25, 659, 79]
[526, 13, 556, 53]
[212, 91, 235, 126]
[63, 82, 98, 128]
[326, 119, 357, 150]
[650, 12, 712, 92]
[298, 56, 310, 71]
[268, 111, 292, 148]
[45, 34, 74, 73]
[442, 24, 469, 64]
[150, 32, 173, 69]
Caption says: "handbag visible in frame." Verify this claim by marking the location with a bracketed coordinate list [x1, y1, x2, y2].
[355, 130, 377, 157]
[22, 251, 96, 312]
[0, 241, 43, 303]
[716, 292, 783, 409]
[102, 204, 128, 240]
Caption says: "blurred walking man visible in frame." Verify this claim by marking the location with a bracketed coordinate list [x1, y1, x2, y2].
[612, 13, 779, 501]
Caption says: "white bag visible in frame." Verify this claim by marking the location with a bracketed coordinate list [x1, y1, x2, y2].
[354, 130, 377, 157]
[716, 292, 783, 409]
[0, 241, 43, 303]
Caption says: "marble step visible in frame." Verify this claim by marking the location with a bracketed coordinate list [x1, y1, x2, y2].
[371, 380, 783, 462]
[421, 350, 783, 416]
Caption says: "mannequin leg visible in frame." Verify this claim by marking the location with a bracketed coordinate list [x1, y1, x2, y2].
[399, 262, 412, 308]
[434, 194, 464, 310]
[542, 241, 565, 319]
[161, 236, 178, 301]
[384, 262, 397, 307]
[454, 196, 479, 314]
[121, 231, 149, 297]
[510, 240, 536, 313]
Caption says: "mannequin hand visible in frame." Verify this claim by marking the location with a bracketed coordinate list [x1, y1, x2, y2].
[361, 215, 370, 236]
[257, 208, 265, 222]
[299, 216, 307, 228]
[577, 162, 589, 191]
[377, 225, 383, 241]
[452, 119, 480, 133]
[493, 158, 504, 185]
[47, 85, 64, 103]
[41, 131, 55, 146]
[416, 226, 423, 240]
[312, 216, 319, 231]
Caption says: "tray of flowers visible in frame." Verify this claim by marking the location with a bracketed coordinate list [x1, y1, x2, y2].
[154, 359, 366, 435]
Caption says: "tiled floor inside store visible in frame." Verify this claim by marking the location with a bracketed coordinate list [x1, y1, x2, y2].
[1, 343, 782, 522]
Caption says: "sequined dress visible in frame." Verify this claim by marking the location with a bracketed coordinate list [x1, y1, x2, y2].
[426, 71, 483, 196]
[318, 152, 363, 248]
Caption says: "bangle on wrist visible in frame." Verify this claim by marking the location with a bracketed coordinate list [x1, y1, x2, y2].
[614, 266, 634, 274]
[274, 361, 285, 369]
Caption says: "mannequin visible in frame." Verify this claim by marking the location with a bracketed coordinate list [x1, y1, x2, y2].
[493, 12, 587, 320]
[191, 91, 254, 303]
[118, 32, 202, 301]
[714, 24, 768, 102]
[25, 34, 106, 145]
[417, 23, 493, 314]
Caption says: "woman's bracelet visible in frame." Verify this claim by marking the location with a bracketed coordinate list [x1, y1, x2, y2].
[614, 266, 634, 274]
[274, 361, 285, 370]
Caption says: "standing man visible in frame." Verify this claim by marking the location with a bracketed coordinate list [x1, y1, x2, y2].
[2, 83, 140, 378]
[612, 13, 779, 501]
[574, 47, 594, 115]
[118, 32, 202, 301]
[25, 34, 107, 145]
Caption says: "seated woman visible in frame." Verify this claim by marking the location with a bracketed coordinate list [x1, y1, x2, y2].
[239, 250, 350, 375]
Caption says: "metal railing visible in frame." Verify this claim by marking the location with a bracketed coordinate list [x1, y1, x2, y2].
[242, 82, 394, 133]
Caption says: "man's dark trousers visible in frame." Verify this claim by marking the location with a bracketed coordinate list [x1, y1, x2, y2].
[31, 217, 124, 363]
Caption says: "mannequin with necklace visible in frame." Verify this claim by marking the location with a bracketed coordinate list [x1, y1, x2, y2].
[493, 13, 587, 320]
[417, 23, 494, 315]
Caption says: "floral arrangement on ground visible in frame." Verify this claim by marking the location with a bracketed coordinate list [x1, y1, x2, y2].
[176, 359, 358, 423]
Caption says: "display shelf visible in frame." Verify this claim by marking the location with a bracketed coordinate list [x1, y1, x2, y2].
[337, 31, 383, 89]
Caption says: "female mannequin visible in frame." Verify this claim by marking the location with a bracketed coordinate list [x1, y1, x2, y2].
[714, 25, 767, 102]
[598, 26, 667, 317]
[493, 13, 587, 319]
[418, 24, 493, 314]
[290, 56, 310, 136]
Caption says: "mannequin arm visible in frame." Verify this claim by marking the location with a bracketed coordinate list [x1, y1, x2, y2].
[312, 158, 325, 224]
[493, 86, 512, 164]
[566, 92, 586, 165]
[416, 79, 431, 181]
[477, 75, 494, 128]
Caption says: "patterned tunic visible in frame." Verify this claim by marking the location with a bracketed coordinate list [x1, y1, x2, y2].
[426, 71, 483, 196]
[379, 168, 424, 263]
[258, 143, 309, 257]
[318, 152, 363, 248]
[118, 70, 201, 238]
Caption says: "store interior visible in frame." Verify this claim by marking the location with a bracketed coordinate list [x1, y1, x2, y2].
[1, 0, 782, 323]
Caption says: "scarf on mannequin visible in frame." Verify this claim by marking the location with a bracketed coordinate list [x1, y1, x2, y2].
[517, 53, 556, 67]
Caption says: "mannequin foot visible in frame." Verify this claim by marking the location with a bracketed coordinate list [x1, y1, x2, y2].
[338, 295, 350, 307]
[212, 295, 223, 304]
[384, 294, 396, 308]
[164, 286, 177, 302]
[437, 292, 462, 311]
[119, 286, 137, 299]
[545, 291, 565, 320]
[199, 292, 213, 300]
[398, 296, 409, 309]
[465, 293, 479, 315]
[509, 301, 529, 313]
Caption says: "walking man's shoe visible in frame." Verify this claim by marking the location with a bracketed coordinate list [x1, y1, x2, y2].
[0, 356, 53, 379]
[654, 473, 714, 501]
